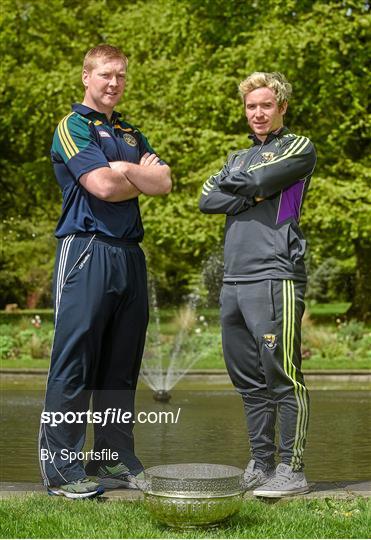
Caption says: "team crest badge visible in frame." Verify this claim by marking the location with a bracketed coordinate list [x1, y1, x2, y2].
[261, 152, 275, 162]
[263, 334, 278, 350]
[123, 133, 137, 147]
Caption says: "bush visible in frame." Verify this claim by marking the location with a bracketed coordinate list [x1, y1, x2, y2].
[0, 216, 56, 309]
[306, 257, 355, 304]
[0, 334, 16, 359]
[337, 319, 368, 342]
[201, 247, 224, 306]
[0, 317, 53, 363]
[302, 315, 371, 366]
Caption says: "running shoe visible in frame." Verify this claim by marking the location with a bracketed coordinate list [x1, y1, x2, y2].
[48, 477, 104, 499]
[253, 462, 309, 497]
[243, 459, 275, 489]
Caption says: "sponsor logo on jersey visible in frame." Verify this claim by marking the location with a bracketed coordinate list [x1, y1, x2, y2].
[98, 130, 111, 138]
[263, 334, 278, 350]
[261, 152, 275, 162]
[123, 133, 137, 146]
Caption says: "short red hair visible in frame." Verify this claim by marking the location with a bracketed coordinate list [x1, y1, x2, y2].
[83, 44, 128, 72]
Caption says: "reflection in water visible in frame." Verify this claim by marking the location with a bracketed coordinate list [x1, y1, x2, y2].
[1, 386, 370, 483]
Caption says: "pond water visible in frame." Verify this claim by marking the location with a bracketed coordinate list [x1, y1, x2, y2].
[1, 380, 370, 484]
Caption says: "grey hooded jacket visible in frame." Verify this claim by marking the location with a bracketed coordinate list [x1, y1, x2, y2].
[199, 127, 316, 283]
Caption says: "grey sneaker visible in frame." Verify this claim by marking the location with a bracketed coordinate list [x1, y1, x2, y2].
[253, 463, 309, 497]
[48, 477, 104, 499]
[243, 459, 275, 490]
[97, 463, 145, 490]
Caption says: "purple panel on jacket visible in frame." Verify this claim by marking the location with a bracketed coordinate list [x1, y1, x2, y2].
[276, 180, 306, 224]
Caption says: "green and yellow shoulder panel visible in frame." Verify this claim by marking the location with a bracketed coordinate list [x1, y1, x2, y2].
[53, 113, 92, 163]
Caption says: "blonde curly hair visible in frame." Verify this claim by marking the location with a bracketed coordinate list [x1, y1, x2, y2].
[239, 72, 292, 108]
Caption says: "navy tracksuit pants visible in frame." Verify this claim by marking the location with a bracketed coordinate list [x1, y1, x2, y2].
[221, 279, 309, 472]
[39, 234, 148, 487]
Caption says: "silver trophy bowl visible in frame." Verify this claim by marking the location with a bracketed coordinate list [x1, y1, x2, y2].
[143, 463, 245, 528]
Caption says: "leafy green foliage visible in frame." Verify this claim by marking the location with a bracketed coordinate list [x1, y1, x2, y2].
[306, 257, 355, 303]
[0, 316, 54, 368]
[1, 0, 370, 316]
[301, 316, 371, 369]
[0, 213, 56, 307]
[0, 215, 56, 307]
[1, 309, 369, 371]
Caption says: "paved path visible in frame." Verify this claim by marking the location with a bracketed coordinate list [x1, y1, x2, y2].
[1, 480, 369, 500]
[1, 369, 371, 380]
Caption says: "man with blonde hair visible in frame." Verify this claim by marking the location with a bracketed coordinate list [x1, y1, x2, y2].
[39, 44, 171, 498]
[199, 72, 316, 497]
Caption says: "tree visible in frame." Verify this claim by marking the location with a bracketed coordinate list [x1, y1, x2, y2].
[0, 0, 370, 318]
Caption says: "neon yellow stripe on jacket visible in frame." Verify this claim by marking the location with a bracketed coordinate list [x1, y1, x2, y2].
[247, 136, 310, 173]
[201, 175, 219, 196]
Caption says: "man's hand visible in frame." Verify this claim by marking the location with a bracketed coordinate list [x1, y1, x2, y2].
[80, 164, 141, 202]
[255, 196, 265, 202]
[110, 153, 161, 172]
[109, 156, 171, 196]
[140, 152, 161, 167]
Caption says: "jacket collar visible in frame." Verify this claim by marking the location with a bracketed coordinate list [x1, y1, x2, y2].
[72, 103, 122, 124]
[248, 126, 288, 146]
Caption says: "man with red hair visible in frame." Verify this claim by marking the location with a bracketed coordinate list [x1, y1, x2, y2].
[39, 44, 171, 499]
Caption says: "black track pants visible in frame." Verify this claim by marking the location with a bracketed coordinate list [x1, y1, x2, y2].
[39, 234, 148, 487]
[220, 279, 309, 471]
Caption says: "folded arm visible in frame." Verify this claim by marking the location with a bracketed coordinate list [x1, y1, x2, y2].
[199, 162, 255, 215]
[220, 136, 316, 198]
[79, 153, 172, 202]
[79, 166, 140, 202]
[112, 153, 172, 196]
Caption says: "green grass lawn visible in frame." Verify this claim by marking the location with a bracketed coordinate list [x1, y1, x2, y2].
[307, 302, 351, 318]
[1, 305, 370, 371]
[0, 494, 368, 539]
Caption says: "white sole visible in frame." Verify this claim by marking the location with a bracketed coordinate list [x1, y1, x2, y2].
[253, 486, 310, 498]
[48, 488, 104, 499]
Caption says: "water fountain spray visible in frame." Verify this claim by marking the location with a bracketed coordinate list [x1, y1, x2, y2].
[141, 279, 203, 402]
